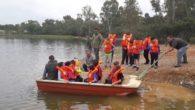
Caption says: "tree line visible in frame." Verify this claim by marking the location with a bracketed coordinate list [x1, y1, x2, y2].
[0, 0, 195, 43]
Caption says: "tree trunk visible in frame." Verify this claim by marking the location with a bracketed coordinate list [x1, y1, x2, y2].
[171, 0, 175, 22]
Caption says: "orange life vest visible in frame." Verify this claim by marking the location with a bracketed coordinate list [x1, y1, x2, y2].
[56, 66, 68, 80]
[132, 40, 141, 54]
[150, 39, 159, 53]
[121, 34, 129, 48]
[64, 66, 76, 80]
[143, 37, 151, 50]
[87, 68, 98, 82]
[127, 44, 133, 54]
[112, 67, 124, 83]
[111, 34, 117, 44]
[86, 61, 102, 82]
[104, 42, 113, 53]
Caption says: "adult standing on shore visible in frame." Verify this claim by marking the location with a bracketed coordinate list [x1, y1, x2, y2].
[167, 35, 188, 67]
[91, 28, 103, 61]
[86, 35, 92, 51]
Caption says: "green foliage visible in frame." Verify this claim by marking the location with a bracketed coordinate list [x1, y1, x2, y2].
[0, 0, 195, 43]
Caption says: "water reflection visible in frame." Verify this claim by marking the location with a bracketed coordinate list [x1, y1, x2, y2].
[0, 38, 194, 110]
[37, 92, 140, 110]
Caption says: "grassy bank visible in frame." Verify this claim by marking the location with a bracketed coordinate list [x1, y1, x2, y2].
[0, 34, 87, 41]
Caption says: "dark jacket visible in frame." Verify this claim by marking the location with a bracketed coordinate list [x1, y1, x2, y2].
[42, 60, 58, 80]
[170, 38, 188, 50]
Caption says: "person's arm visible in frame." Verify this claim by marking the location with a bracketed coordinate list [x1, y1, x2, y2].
[90, 74, 98, 83]
[112, 73, 124, 85]
[112, 79, 122, 85]
[57, 71, 62, 80]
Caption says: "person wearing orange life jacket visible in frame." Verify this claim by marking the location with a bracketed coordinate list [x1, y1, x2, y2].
[132, 40, 142, 70]
[104, 38, 113, 68]
[70, 60, 83, 82]
[143, 36, 151, 64]
[64, 61, 83, 82]
[92, 60, 103, 80]
[84, 65, 99, 83]
[105, 61, 124, 85]
[56, 62, 68, 81]
[149, 37, 159, 68]
[111, 33, 117, 45]
[110, 33, 117, 62]
[121, 33, 132, 65]
[127, 41, 134, 66]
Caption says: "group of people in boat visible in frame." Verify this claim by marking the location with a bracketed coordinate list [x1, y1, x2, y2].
[42, 55, 124, 85]
[42, 28, 188, 85]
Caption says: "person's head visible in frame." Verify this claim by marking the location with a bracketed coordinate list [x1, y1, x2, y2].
[115, 65, 121, 70]
[65, 61, 71, 66]
[151, 37, 156, 42]
[93, 59, 99, 67]
[71, 60, 76, 65]
[89, 65, 95, 71]
[167, 35, 174, 43]
[49, 55, 55, 61]
[94, 27, 100, 34]
[58, 62, 64, 67]
[106, 38, 110, 44]
[113, 61, 119, 66]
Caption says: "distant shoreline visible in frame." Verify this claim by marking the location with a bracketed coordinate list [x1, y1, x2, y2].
[0, 34, 87, 41]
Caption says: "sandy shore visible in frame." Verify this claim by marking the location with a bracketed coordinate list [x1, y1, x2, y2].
[99, 45, 195, 90]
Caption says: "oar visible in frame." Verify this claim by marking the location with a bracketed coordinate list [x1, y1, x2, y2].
[138, 50, 170, 80]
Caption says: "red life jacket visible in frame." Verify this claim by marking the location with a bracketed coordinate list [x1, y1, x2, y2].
[132, 40, 141, 54]
[64, 66, 76, 80]
[127, 44, 133, 54]
[150, 39, 159, 53]
[86, 68, 98, 82]
[111, 67, 124, 83]
[86, 61, 102, 82]
[56, 66, 68, 80]
[111, 34, 117, 45]
[121, 34, 129, 48]
[143, 37, 151, 50]
[104, 42, 113, 53]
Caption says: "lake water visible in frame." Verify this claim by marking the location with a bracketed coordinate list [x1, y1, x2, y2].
[0, 38, 194, 110]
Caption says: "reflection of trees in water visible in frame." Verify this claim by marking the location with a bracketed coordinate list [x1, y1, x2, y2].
[37, 92, 141, 110]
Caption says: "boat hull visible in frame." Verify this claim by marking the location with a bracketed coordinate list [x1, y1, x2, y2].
[36, 80, 140, 96]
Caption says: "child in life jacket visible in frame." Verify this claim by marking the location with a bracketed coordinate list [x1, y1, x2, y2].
[84, 65, 99, 83]
[105, 61, 124, 85]
[103, 38, 113, 68]
[56, 62, 68, 81]
[64, 61, 83, 82]
[127, 41, 134, 66]
[92, 60, 103, 80]
[132, 40, 142, 70]
[149, 37, 159, 68]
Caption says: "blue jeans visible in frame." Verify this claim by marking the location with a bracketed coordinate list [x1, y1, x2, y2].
[129, 54, 134, 66]
[177, 46, 188, 66]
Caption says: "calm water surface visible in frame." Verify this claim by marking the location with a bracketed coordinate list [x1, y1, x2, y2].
[0, 38, 194, 110]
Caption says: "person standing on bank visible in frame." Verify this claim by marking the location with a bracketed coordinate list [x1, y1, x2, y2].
[167, 35, 188, 67]
[143, 36, 151, 64]
[91, 28, 103, 61]
[42, 55, 58, 80]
